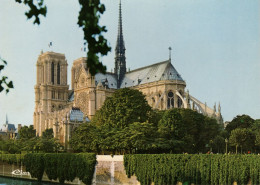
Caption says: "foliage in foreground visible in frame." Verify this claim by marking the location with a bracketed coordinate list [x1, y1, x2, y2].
[0, 154, 24, 165]
[23, 153, 96, 184]
[0, 57, 13, 93]
[124, 154, 260, 185]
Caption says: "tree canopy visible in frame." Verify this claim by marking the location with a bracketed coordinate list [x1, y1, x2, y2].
[226, 114, 254, 134]
[158, 108, 221, 153]
[224, 115, 257, 154]
[92, 88, 152, 128]
[71, 89, 223, 154]
[0, 126, 61, 154]
[229, 128, 255, 154]
[19, 125, 36, 140]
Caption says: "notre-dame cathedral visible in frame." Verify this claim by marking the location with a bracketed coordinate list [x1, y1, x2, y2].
[33, 2, 223, 148]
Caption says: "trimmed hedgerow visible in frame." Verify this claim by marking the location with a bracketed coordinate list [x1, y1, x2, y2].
[23, 153, 96, 184]
[124, 154, 260, 185]
[24, 153, 44, 181]
[1, 154, 25, 165]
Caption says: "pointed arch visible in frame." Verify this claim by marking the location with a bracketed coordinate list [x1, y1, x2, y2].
[51, 62, 54, 84]
[57, 63, 60, 85]
[167, 90, 174, 109]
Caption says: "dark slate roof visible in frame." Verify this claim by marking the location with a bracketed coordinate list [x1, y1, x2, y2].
[68, 60, 183, 94]
[95, 72, 118, 89]
[119, 60, 184, 88]
[70, 108, 84, 122]
[1, 123, 16, 132]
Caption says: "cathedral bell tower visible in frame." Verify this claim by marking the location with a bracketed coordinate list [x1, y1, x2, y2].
[114, 0, 126, 88]
[34, 51, 69, 136]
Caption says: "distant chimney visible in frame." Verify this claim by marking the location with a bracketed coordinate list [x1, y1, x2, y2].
[18, 124, 22, 132]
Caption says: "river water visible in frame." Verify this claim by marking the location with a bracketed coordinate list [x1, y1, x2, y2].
[0, 176, 58, 185]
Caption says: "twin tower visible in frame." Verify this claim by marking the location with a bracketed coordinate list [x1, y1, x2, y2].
[33, 1, 128, 137]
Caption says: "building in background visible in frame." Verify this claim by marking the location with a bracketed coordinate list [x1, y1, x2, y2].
[33, 1, 223, 148]
[0, 115, 21, 140]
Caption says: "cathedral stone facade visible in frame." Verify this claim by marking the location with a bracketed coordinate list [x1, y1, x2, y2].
[33, 2, 222, 148]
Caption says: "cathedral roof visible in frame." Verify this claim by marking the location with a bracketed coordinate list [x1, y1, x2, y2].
[95, 72, 118, 89]
[69, 108, 84, 122]
[119, 60, 184, 88]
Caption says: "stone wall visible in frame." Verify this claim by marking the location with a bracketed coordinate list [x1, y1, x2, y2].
[94, 155, 139, 185]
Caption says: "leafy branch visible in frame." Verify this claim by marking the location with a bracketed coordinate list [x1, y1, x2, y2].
[0, 57, 14, 93]
[78, 0, 111, 75]
[15, 0, 47, 25]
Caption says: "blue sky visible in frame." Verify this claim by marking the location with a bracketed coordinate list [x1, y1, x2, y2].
[0, 0, 259, 126]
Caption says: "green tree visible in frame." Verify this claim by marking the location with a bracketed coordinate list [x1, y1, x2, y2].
[35, 137, 61, 153]
[19, 125, 36, 140]
[229, 128, 255, 154]
[212, 135, 225, 153]
[157, 109, 184, 153]
[123, 122, 157, 153]
[19, 137, 39, 152]
[0, 139, 21, 154]
[157, 108, 220, 153]
[200, 117, 221, 152]
[92, 88, 152, 128]
[255, 131, 260, 147]
[70, 123, 101, 153]
[226, 114, 255, 134]
[71, 89, 156, 154]
[18, 126, 61, 153]
[251, 119, 260, 131]
[36, 128, 60, 153]
[42, 128, 54, 139]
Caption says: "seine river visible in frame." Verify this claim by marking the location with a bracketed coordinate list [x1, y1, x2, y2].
[0, 176, 58, 185]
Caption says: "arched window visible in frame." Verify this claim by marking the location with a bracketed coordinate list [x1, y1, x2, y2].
[57, 63, 60, 85]
[178, 91, 183, 108]
[167, 91, 174, 109]
[42, 66, 44, 83]
[51, 62, 54, 84]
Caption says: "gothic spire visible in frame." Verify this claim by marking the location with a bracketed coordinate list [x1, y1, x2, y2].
[5, 114, 8, 124]
[115, 0, 126, 88]
[218, 102, 221, 113]
[116, 0, 125, 55]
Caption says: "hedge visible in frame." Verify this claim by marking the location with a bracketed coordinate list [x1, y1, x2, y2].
[42, 153, 96, 184]
[0, 153, 96, 185]
[0, 154, 24, 165]
[124, 154, 260, 185]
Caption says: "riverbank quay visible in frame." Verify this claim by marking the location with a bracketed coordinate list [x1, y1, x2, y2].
[0, 154, 139, 185]
[0, 175, 61, 185]
[1, 153, 259, 185]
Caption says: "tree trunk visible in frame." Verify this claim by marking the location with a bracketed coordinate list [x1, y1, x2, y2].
[236, 145, 238, 154]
